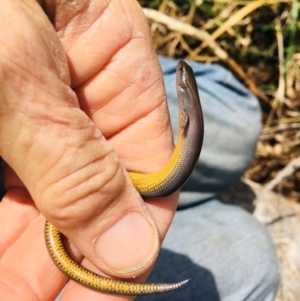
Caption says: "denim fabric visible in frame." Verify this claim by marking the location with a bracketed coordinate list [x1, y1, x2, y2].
[135, 57, 279, 301]
[136, 57, 279, 301]
[136, 200, 279, 301]
[0, 56, 279, 301]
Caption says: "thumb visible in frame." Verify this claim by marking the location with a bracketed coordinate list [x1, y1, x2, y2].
[2, 68, 160, 279]
[0, 0, 159, 278]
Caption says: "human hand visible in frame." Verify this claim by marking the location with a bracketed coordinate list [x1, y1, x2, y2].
[0, 0, 178, 300]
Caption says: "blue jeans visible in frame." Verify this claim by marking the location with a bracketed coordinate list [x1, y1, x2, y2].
[135, 57, 279, 301]
[1, 56, 279, 301]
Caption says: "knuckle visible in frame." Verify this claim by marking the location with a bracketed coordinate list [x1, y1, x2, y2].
[41, 147, 126, 229]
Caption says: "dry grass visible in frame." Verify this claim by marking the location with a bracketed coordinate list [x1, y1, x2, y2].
[138, 1, 300, 300]
[140, 0, 300, 202]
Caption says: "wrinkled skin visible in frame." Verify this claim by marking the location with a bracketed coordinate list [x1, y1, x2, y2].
[0, 0, 178, 300]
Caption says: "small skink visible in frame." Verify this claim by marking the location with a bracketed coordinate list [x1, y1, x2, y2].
[45, 60, 204, 295]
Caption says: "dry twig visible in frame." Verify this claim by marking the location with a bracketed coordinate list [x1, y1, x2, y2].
[259, 157, 300, 196]
[143, 8, 269, 102]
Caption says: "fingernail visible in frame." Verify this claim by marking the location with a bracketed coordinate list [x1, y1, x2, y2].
[95, 211, 159, 274]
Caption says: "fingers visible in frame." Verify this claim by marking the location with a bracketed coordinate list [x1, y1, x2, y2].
[0, 188, 147, 301]
[1, 1, 180, 300]
[49, 0, 179, 238]
[0, 189, 68, 300]
[0, 0, 163, 281]
[47, 0, 174, 174]
[0, 189, 38, 257]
